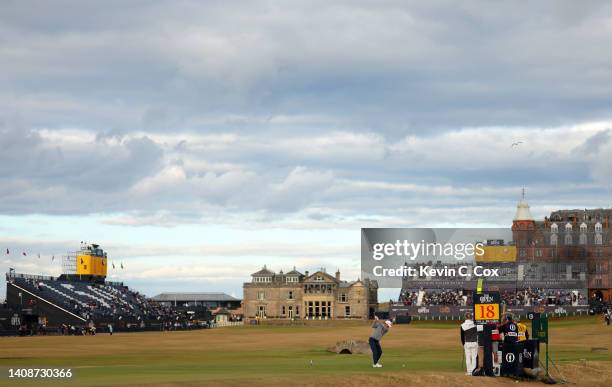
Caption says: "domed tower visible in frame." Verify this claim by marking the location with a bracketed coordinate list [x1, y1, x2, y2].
[512, 188, 536, 262]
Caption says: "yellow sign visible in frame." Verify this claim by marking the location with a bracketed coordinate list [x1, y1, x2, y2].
[475, 245, 516, 262]
[76, 254, 107, 277]
[474, 303, 500, 321]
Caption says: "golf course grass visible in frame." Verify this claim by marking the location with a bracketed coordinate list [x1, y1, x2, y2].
[1, 316, 610, 386]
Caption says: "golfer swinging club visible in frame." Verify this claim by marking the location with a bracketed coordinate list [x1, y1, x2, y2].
[369, 315, 392, 368]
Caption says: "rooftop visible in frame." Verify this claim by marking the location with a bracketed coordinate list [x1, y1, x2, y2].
[251, 265, 275, 276]
[150, 292, 240, 302]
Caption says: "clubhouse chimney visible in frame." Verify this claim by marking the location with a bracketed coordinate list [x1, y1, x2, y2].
[335, 270, 340, 281]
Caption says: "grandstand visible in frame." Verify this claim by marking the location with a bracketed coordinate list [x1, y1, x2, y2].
[3, 243, 211, 335]
[6, 272, 176, 324]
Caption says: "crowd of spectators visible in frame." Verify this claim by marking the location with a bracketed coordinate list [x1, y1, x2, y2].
[501, 288, 586, 306]
[399, 288, 586, 306]
[399, 288, 469, 306]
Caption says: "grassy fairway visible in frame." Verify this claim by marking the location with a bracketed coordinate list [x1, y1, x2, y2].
[1, 317, 611, 386]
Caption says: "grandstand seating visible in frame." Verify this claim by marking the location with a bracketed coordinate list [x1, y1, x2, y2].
[9, 275, 172, 322]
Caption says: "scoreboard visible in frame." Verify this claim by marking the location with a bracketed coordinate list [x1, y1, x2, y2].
[474, 303, 500, 322]
[473, 292, 501, 323]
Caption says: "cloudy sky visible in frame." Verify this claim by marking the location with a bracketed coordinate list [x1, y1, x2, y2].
[2, 1, 612, 300]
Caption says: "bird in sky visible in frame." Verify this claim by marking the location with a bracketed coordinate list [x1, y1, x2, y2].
[511, 141, 523, 147]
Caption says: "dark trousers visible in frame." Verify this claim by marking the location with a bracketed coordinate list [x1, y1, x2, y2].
[369, 337, 382, 364]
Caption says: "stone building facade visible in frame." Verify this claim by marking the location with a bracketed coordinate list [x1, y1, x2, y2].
[512, 195, 612, 302]
[243, 267, 378, 320]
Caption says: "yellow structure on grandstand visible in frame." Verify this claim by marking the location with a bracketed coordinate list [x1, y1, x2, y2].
[475, 245, 516, 263]
[62, 243, 108, 278]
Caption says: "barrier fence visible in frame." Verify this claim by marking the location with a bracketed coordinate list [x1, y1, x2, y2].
[389, 304, 591, 321]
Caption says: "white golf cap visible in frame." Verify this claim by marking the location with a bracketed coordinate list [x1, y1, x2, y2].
[385, 320, 392, 327]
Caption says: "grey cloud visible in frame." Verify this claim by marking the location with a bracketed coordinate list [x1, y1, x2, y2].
[261, 167, 335, 212]
[2, 123, 612, 220]
[574, 129, 611, 155]
[0, 122, 166, 215]
[0, 124, 163, 190]
[2, 1, 612, 133]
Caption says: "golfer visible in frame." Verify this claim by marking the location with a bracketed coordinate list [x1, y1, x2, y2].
[369, 315, 392, 368]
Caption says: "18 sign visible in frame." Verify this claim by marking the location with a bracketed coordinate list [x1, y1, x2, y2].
[474, 303, 500, 321]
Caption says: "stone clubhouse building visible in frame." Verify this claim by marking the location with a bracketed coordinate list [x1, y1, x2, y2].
[243, 266, 378, 320]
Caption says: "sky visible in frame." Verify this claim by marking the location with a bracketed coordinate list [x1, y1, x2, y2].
[2, 1, 612, 301]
